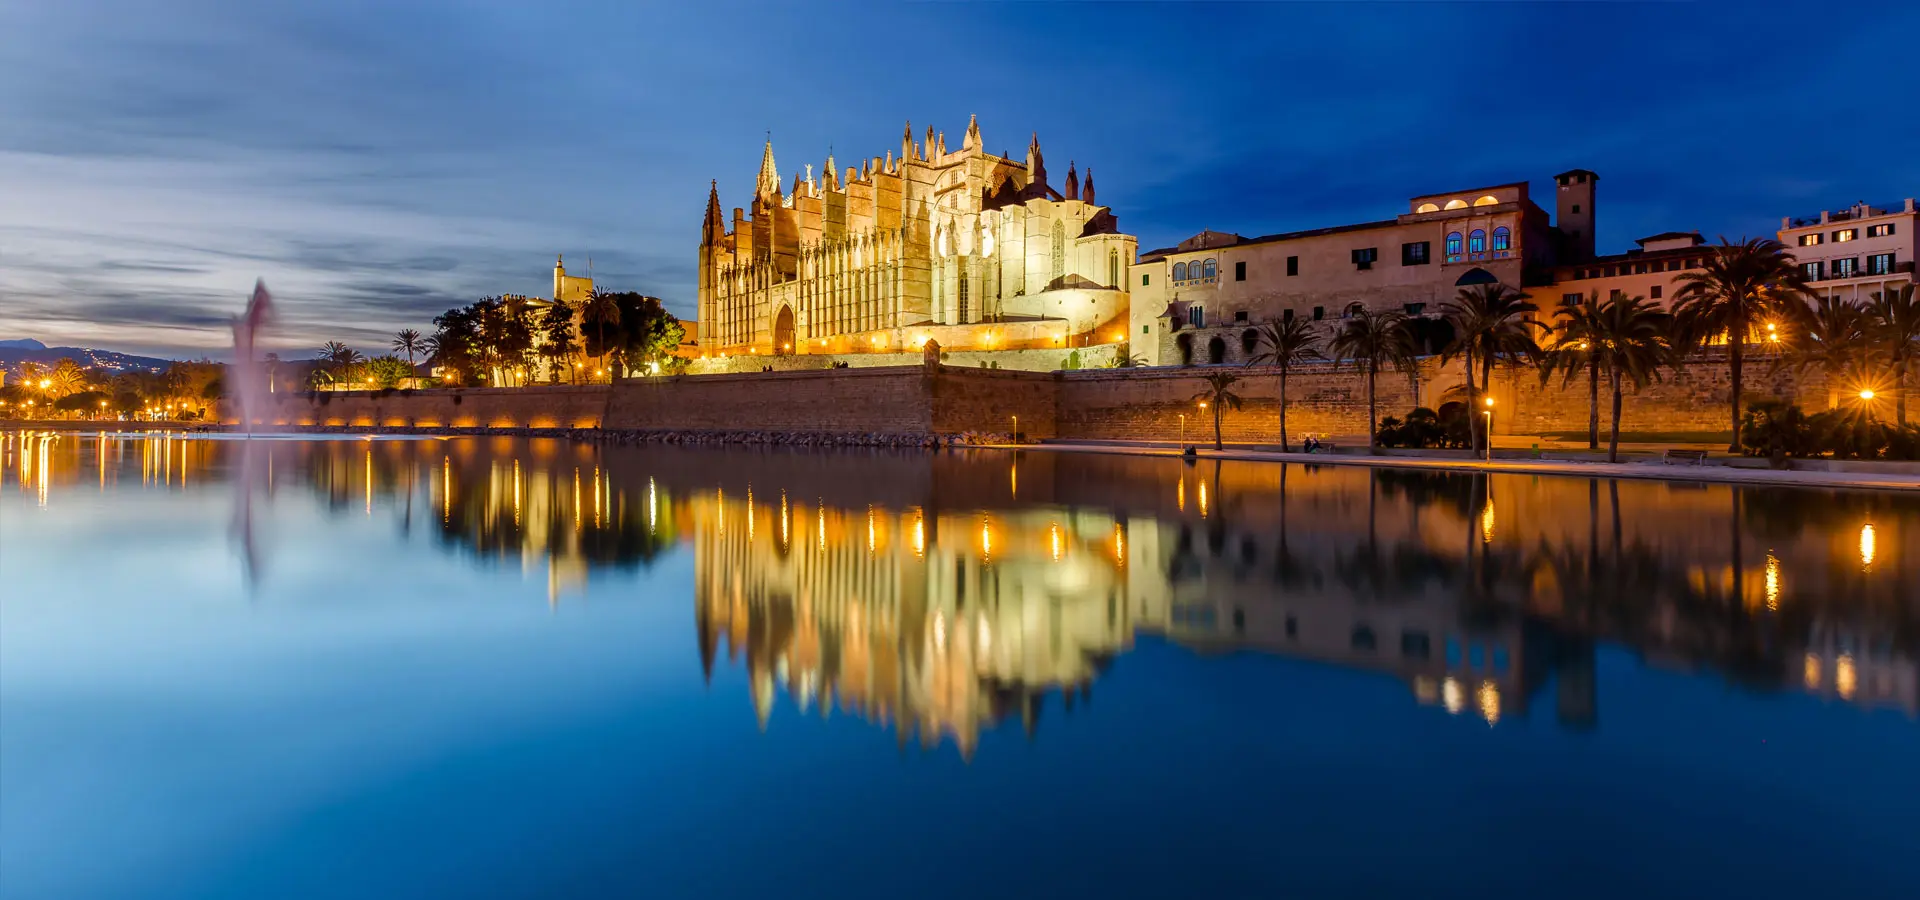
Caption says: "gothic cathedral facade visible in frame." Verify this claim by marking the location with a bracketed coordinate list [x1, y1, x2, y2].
[697, 117, 1137, 362]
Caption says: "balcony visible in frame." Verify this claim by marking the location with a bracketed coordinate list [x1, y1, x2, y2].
[1813, 260, 1913, 283]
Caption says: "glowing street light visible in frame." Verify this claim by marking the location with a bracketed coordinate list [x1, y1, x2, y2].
[1859, 389, 1876, 401]
[1482, 396, 1495, 461]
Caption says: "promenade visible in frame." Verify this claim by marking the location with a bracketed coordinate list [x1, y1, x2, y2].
[974, 439, 1920, 492]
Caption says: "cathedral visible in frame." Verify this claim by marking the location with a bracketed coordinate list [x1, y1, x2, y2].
[696, 117, 1137, 366]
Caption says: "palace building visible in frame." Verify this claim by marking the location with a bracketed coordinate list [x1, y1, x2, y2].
[1129, 170, 1598, 366]
[695, 118, 1137, 369]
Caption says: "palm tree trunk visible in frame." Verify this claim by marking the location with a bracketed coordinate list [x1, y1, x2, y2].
[1608, 369, 1624, 463]
[1366, 366, 1378, 449]
[1587, 357, 1600, 450]
[1278, 369, 1289, 451]
[1213, 403, 1223, 451]
[1463, 347, 1479, 453]
[1897, 358, 1909, 426]
[1727, 329, 1745, 453]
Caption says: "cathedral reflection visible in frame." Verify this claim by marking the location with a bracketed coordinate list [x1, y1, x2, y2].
[10, 431, 1918, 742]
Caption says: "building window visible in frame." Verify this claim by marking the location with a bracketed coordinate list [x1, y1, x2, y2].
[1468, 229, 1487, 256]
[1403, 302, 1426, 316]
[1835, 228, 1856, 243]
[1473, 195, 1499, 207]
[1402, 241, 1430, 266]
[1802, 260, 1823, 281]
[1202, 258, 1217, 280]
[957, 267, 969, 323]
[1415, 202, 1439, 214]
[1173, 262, 1188, 281]
[1286, 255, 1299, 276]
[1562, 292, 1582, 306]
[1343, 302, 1364, 318]
[1110, 252, 1120, 287]
[1443, 199, 1468, 210]
[1352, 247, 1378, 270]
[1188, 306, 1205, 328]
[1798, 233, 1823, 247]
[1571, 203, 1581, 214]
[1445, 232, 1463, 262]
[1241, 329, 1259, 353]
[1282, 308, 1295, 323]
[1868, 252, 1896, 275]
[1491, 226, 1511, 254]
[1142, 273, 1150, 286]
[1632, 263, 1646, 275]
[1312, 306, 1324, 321]
[1867, 223, 1895, 238]
[1234, 309, 1249, 323]
[1650, 285, 1663, 299]
[1234, 260, 1246, 281]
[1142, 325, 1149, 334]
[1832, 257, 1858, 278]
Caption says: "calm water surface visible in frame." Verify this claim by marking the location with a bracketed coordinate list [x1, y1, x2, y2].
[3, 430, 1917, 899]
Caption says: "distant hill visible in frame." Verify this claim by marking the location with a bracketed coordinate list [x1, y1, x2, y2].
[0, 341, 176, 376]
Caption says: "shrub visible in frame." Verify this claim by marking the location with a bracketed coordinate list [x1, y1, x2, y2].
[1376, 407, 1467, 449]
[1741, 399, 1920, 461]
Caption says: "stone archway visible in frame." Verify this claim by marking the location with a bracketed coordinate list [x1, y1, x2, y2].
[773, 305, 795, 355]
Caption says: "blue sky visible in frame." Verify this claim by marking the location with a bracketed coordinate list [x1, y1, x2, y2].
[2, 0, 1916, 359]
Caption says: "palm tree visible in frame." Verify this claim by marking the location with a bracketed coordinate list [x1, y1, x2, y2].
[392, 328, 425, 366]
[318, 341, 364, 386]
[1244, 318, 1322, 450]
[1440, 283, 1541, 454]
[1540, 291, 1604, 451]
[1191, 372, 1245, 451]
[1329, 308, 1418, 449]
[583, 291, 621, 371]
[1780, 296, 1873, 386]
[1587, 295, 1673, 462]
[1671, 237, 1814, 452]
[1866, 283, 1920, 424]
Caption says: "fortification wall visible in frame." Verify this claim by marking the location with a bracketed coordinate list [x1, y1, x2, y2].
[1058, 363, 1422, 443]
[603, 368, 932, 435]
[263, 385, 609, 430]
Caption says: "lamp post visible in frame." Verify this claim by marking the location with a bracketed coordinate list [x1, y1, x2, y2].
[1010, 414, 1019, 444]
[1483, 396, 1495, 462]
[1178, 413, 1187, 451]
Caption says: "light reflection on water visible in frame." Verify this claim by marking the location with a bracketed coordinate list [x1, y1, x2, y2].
[2, 430, 1918, 899]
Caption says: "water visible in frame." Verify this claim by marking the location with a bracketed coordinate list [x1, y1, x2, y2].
[3, 431, 1917, 900]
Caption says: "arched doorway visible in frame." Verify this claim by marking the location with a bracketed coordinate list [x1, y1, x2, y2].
[1176, 333, 1194, 366]
[1207, 336, 1226, 364]
[773, 305, 795, 355]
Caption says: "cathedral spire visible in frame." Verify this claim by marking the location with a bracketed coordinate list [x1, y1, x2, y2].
[1066, 160, 1079, 200]
[824, 149, 838, 191]
[1082, 167, 1096, 206]
[964, 114, 980, 151]
[924, 124, 934, 160]
[702, 179, 724, 245]
[1025, 133, 1046, 188]
[902, 120, 913, 162]
[755, 137, 780, 202]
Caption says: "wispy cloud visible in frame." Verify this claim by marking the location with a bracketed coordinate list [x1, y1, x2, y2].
[1, 0, 1915, 358]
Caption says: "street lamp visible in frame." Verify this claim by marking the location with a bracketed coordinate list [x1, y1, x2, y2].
[1860, 389, 1876, 401]
[1010, 414, 1018, 444]
[1178, 413, 1187, 451]
[1482, 397, 1495, 462]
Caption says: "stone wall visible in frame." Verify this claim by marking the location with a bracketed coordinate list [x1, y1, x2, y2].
[603, 368, 931, 435]
[687, 341, 1122, 376]
[1057, 362, 1422, 443]
[248, 351, 1911, 444]
[262, 385, 610, 430]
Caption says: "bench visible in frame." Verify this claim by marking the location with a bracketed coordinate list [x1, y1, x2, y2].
[1662, 449, 1708, 466]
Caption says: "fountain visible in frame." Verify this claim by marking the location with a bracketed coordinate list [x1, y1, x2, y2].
[230, 279, 276, 433]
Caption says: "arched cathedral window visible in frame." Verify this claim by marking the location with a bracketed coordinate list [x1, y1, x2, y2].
[1051, 221, 1066, 281]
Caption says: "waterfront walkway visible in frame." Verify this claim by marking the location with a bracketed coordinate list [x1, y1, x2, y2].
[973, 440, 1920, 492]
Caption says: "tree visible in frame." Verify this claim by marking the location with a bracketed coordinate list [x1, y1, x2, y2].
[585, 292, 684, 378]
[1440, 283, 1541, 454]
[1866, 283, 1920, 425]
[1780, 296, 1873, 387]
[48, 358, 89, 398]
[582, 289, 623, 371]
[1244, 317, 1322, 450]
[1191, 372, 1244, 451]
[53, 390, 109, 418]
[430, 303, 486, 385]
[537, 302, 581, 383]
[318, 342, 363, 384]
[392, 328, 426, 366]
[1586, 295, 1673, 462]
[365, 356, 413, 390]
[1329, 308, 1418, 449]
[1672, 237, 1814, 452]
[1540, 291, 1604, 451]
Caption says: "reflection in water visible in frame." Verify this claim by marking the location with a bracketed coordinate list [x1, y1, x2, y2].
[11, 432, 1920, 750]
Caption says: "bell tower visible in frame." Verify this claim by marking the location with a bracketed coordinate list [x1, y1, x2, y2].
[1555, 169, 1598, 263]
